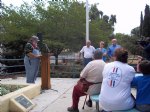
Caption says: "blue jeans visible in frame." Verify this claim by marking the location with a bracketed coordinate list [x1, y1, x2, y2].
[24, 56, 40, 83]
[83, 58, 92, 66]
[136, 104, 150, 112]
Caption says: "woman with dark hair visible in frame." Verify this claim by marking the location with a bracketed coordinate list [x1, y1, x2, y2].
[24, 35, 42, 83]
[99, 48, 135, 111]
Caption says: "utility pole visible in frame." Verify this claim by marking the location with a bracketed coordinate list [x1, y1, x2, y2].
[86, 0, 89, 42]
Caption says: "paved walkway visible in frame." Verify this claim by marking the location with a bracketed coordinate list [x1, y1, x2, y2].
[1, 77, 98, 112]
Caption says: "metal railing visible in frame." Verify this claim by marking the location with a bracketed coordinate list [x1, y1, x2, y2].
[0, 56, 138, 77]
[0, 58, 25, 75]
[50, 58, 84, 78]
[0, 57, 84, 78]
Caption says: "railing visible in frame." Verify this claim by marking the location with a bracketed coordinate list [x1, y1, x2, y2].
[0, 56, 138, 77]
[50, 58, 84, 78]
[0, 58, 25, 75]
[0, 57, 84, 78]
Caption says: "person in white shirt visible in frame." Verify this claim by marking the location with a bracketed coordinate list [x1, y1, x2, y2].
[79, 40, 95, 66]
[67, 49, 106, 112]
[99, 48, 135, 111]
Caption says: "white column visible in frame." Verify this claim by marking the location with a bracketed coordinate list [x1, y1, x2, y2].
[86, 0, 89, 42]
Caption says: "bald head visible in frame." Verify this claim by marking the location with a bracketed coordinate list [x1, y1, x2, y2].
[112, 39, 117, 45]
[86, 40, 91, 47]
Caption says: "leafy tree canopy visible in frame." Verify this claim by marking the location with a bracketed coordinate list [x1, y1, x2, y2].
[0, 0, 115, 58]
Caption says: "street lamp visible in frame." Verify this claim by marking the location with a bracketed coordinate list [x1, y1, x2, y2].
[86, 0, 89, 42]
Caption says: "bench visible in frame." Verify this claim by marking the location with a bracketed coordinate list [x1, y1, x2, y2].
[90, 95, 140, 112]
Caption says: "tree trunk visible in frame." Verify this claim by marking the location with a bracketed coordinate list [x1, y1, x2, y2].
[55, 55, 58, 65]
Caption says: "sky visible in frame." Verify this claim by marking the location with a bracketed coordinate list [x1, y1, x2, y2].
[2, 0, 150, 35]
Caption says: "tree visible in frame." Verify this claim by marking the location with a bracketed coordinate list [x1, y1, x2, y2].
[89, 4, 100, 21]
[142, 4, 150, 37]
[140, 11, 143, 38]
[1, 3, 39, 41]
[102, 15, 109, 23]
[0, 4, 38, 57]
[131, 27, 140, 37]
[115, 33, 142, 56]
[1, 0, 115, 67]
[99, 11, 103, 19]
[89, 19, 113, 48]
[44, 40, 65, 65]
[109, 15, 116, 25]
[109, 14, 116, 31]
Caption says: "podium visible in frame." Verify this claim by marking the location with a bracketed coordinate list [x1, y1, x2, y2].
[41, 54, 51, 89]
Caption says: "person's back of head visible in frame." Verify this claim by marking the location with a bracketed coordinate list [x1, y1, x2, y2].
[139, 60, 150, 75]
[94, 49, 103, 60]
[114, 47, 128, 63]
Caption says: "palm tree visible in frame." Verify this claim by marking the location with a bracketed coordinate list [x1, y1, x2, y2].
[109, 15, 116, 25]
[99, 11, 103, 19]
[103, 15, 109, 23]
[89, 4, 100, 20]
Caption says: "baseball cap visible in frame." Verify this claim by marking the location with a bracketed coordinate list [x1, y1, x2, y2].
[31, 35, 40, 41]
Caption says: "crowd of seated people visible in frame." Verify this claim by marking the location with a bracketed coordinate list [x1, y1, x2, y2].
[67, 38, 150, 112]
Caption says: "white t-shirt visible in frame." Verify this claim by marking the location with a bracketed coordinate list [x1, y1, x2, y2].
[99, 61, 135, 111]
[80, 60, 106, 95]
[80, 46, 95, 58]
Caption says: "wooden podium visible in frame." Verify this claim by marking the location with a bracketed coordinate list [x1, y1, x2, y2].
[41, 54, 51, 89]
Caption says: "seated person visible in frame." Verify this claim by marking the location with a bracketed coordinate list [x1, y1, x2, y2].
[67, 49, 106, 112]
[131, 60, 150, 112]
[99, 48, 135, 111]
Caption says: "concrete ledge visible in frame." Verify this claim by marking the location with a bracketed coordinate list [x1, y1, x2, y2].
[0, 83, 41, 112]
[10, 94, 36, 112]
